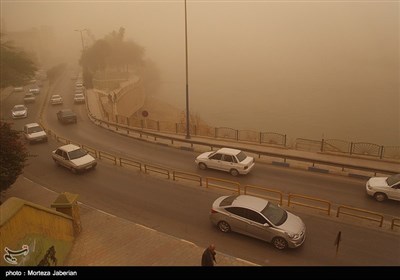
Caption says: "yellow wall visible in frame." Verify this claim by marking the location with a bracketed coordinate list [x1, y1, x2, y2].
[0, 198, 74, 266]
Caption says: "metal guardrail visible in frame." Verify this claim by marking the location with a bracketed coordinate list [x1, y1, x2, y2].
[336, 205, 384, 227]
[288, 193, 331, 216]
[205, 177, 240, 194]
[119, 158, 142, 171]
[47, 130, 399, 231]
[144, 164, 170, 179]
[98, 151, 117, 165]
[173, 171, 202, 186]
[243, 185, 283, 205]
[87, 114, 399, 177]
[391, 218, 400, 230]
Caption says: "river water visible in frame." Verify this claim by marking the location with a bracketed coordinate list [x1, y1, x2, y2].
[148, 2, 399, 146]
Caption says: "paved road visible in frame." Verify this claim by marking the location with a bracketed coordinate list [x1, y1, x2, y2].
[2, 70, 399, 265]
[9, 138, 398, 266]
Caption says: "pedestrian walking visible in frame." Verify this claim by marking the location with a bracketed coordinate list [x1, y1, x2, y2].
[201, 244, 216, 266]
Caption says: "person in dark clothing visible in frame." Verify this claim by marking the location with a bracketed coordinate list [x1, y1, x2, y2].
[201, 244, 216, 266]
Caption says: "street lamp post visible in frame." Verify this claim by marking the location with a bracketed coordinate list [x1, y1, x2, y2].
[74, 29, 87, 52]
[184, 0, 190, 139]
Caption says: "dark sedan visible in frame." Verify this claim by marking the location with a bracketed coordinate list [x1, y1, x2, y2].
[57, 109, 77, 124]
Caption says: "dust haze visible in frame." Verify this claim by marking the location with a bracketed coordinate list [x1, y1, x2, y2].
[1, 0, 399, 145]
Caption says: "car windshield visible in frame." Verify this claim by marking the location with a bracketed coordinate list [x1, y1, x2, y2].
[387, 174, 400, 186]
[68, 148, 87, 160]
[236, 151, 247, 162]
[260, 202, 287, 226]
[27, 126, 43, 133]
[52, 95, 61, 99]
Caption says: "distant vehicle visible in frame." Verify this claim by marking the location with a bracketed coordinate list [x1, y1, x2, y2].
[75, 88, 84, 94]
[366, 174, 400, 202]
[13, 87, 24, 92]
[50, 94, 63, 105]
[57, 109, 77, 124]
[74, 93, 85, 104]
[29, 87, 40, 95]
[23, 93, 36, 103]
[52, 144, 97, 173]
[11, 105, 28, 119]
[23, 123, 47, 144]
[210, 195, 306, 250]
[195, 148, 255, 176]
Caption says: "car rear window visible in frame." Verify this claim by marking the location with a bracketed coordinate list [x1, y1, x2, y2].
[236, 151, 247, 162]
[68, 148, 88, 160]
[220, 195, 238, 207]
[27, 126, 43, 133]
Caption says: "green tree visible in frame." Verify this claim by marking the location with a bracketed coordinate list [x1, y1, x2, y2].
[0, 122, 28, 192]
[0, 34, 37, 89]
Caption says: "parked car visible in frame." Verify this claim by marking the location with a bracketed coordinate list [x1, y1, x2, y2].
[23, 123, 47, 143]
[52, 144, 97, 173]
[11, 105, 28, 119]
[74, 93, 85, 104]
[210, 195, 306, 250]
[57, 109, 77, 124]
[366, 174, 400, 202]
[195, 148, 255, 176]
[50, 94, 63, 105]
[24, 92, 36, 103]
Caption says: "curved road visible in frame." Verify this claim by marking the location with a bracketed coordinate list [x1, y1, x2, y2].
[2, 69, 399, 265]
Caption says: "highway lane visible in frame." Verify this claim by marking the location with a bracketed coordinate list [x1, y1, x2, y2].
[1, 82, 48, 131]
[36, 71, 400, 216]
[18, 139, 400, 266]
[2, 71, 399, 265]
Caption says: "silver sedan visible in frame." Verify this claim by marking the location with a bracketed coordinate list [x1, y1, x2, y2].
[210, 195, 306, 250]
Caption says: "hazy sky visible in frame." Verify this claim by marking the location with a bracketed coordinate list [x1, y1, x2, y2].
[1, 0, 399, 145]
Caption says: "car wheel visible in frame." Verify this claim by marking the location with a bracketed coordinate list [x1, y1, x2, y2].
[53, 159, 60, 166]
[272, 237, 288, 250]
[374, 193, 387, 202]
[217, 221, 231, 233]
[70, 168, 78, 174]
[230, 169, 239, 176]
[198, 163, 207, 170]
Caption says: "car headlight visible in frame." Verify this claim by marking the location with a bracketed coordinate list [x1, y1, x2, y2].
[288, 233, 299, 240]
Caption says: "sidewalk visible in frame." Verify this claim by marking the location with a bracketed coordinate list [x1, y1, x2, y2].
[4, 176, 256, 266]
[85, 89, 400, 175]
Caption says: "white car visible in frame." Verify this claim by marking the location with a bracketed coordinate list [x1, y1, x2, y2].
[52, 144, 97, 173]
[29, 88, 40, 95]
[50, 94, 63, 105]
[13, 87, 24, 92]
[11, 105, 28, 119]
[23, 123, 47, 144]
[74, 93, 85, 104]
[195, 148, 255, 176]
[366, 174, 400, 202]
